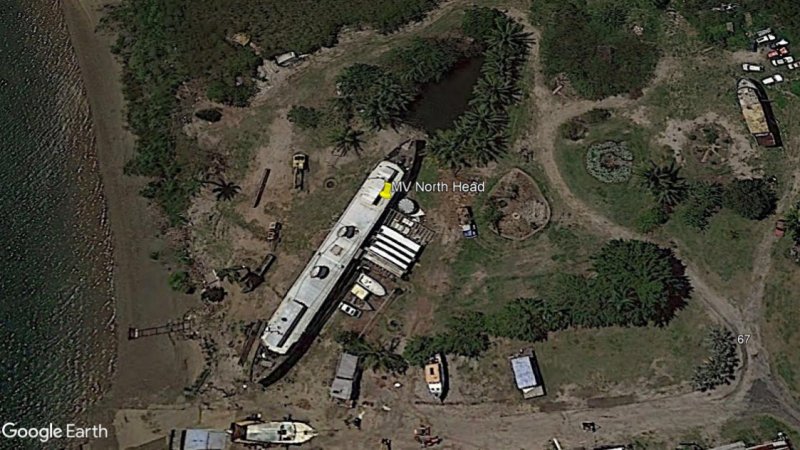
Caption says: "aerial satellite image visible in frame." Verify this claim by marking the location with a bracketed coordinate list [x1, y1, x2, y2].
[2, 0, 800, 448]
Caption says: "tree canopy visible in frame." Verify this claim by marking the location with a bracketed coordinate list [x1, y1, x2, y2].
[723, 179, 777, 220]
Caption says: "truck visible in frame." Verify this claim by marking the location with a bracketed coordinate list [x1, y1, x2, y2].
[292, 153, 308, 190]
[457, 206, 478, 239]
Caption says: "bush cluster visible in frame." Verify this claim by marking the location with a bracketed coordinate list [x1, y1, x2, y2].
[692, 327, 739, 392]
[585, 141, 634, 183]
[533, 0, 661, 99]
[404, 239, 691, 362]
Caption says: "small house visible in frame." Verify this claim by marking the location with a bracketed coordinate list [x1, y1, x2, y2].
[330, 353, 360, 401]
[510, 350, 545, 399]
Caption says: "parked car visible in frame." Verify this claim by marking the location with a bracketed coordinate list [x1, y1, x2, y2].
[770, 39, 790, 48]
[772, 56, 795, 66]
[788, 61, 800, 70]
[767, 49, 781, 59]
[762, 74, 785, 86]
[755, 28, 773, 37]
[756, 34, 777, 44]
[775, 220, 787, 238]
[742, 63, 764, 72]
[457, 206, 478, 239]
[339, 301, 362, 318]
[777, 47, 791, 56]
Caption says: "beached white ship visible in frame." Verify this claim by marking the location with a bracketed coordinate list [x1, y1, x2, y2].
[230, 419, 318, 446]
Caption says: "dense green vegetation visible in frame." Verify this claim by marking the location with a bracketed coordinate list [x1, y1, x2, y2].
[404, 239, 691, 362]
[427, 9, 530, 167]
[675, 0, 800, 48]
[692, 327, 739, 391]
[386, 38, 464, 85]
[724, 179, 777, 220]
[287, 106, 322, 130]
[336, 331, 408, 374]
[532, 0, 661, 99]
[108, 0, 440, 222]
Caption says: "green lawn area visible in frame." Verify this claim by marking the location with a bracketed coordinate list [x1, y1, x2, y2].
[762, 239, 800, 401]
[554, 117, 664, 229]
[720, 414, 800, 446]
[662, 209, 763, 283]
[535, 299, 711, 396]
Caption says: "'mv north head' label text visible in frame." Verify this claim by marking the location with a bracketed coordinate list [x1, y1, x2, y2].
[391, 180, 485, 193]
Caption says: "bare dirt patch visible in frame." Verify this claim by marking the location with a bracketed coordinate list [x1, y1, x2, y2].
[658, 112, 761, 179]
[486, 168, 551, 240]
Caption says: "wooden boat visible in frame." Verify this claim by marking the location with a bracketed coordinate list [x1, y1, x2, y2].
[357, 273, 386, 296]
[230, 419, 318, 445]
[424, 354, 446, 400]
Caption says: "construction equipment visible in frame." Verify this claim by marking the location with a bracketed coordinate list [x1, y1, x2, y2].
[266, 221, 282, 248]
[292, 153, 308, 190]
[414, 425, 441, 448]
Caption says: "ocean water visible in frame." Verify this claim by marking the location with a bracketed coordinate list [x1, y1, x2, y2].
[0, 0, 114, 444]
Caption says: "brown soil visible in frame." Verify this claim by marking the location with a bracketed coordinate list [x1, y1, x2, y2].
[487, 169, 551, 240]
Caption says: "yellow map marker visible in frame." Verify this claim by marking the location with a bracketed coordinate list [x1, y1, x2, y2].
[379, 181, 393, 199]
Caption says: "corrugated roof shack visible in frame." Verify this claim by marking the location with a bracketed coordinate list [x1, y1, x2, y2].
[330, 353, 360, 401]
[510, 350, 545, 399]
[169, 429, 229, 450]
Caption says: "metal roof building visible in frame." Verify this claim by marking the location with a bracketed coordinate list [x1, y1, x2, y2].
[261, 161, 404, 355]
[169, 429, 229, 450]
[330, 352, 360, 400]
[510, 351, 545, 399]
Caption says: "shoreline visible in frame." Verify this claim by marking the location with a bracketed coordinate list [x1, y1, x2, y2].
[61, 0, 203, 447]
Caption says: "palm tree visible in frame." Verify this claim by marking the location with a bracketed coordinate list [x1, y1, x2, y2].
[202, 178, 241, 201]
[638, 160, 687, 208]
[329, 126, 364, 156]
[462, 102, 506, 132]
[472, 72, 522, 109]
[427, 128, 467, 170]
[487, 18, 532, 55]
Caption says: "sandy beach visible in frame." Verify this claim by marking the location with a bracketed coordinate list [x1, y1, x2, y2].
[61, 0, 204, 447]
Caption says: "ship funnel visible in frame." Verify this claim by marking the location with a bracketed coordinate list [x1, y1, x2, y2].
[338, 225, 357, 238]
[310, 266, 330, 279]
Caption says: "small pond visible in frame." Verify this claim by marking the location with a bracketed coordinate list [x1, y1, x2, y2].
[406, 56, 484, 133]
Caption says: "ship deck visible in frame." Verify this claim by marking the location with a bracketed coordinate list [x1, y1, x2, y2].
[261, 161, 404, 354]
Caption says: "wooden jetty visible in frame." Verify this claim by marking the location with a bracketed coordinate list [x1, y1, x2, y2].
[252, 168, 271, 208]
[128, 321, 190, 340]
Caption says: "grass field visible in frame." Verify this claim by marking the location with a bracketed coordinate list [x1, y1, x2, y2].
[554, 117, 663, 229]
[720, 414, 800, 446]
[762, 239, 800, 401]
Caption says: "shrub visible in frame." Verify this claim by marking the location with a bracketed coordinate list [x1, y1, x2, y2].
[402, 335, 440, 367]
[387, 37, 463, 85]
[692, 327, 739, 392]
[438, 312, 489, 357]
[636, 207, 669, 233]
[585, 141, 634, 183]
[535, 0, 660, 100]
[287, 106, 322, 130]
[678, 181, 724, 230]
[723, 179, 776, 220]
[461, 6, 505, 43]
[168, 271, 194, 293]
[195, 108, 223, 122]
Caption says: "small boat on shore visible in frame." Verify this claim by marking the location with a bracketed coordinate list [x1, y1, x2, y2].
[357, 273, 386, 296]
[424, 353, 447, 401]
[230, 419, 318, 445]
